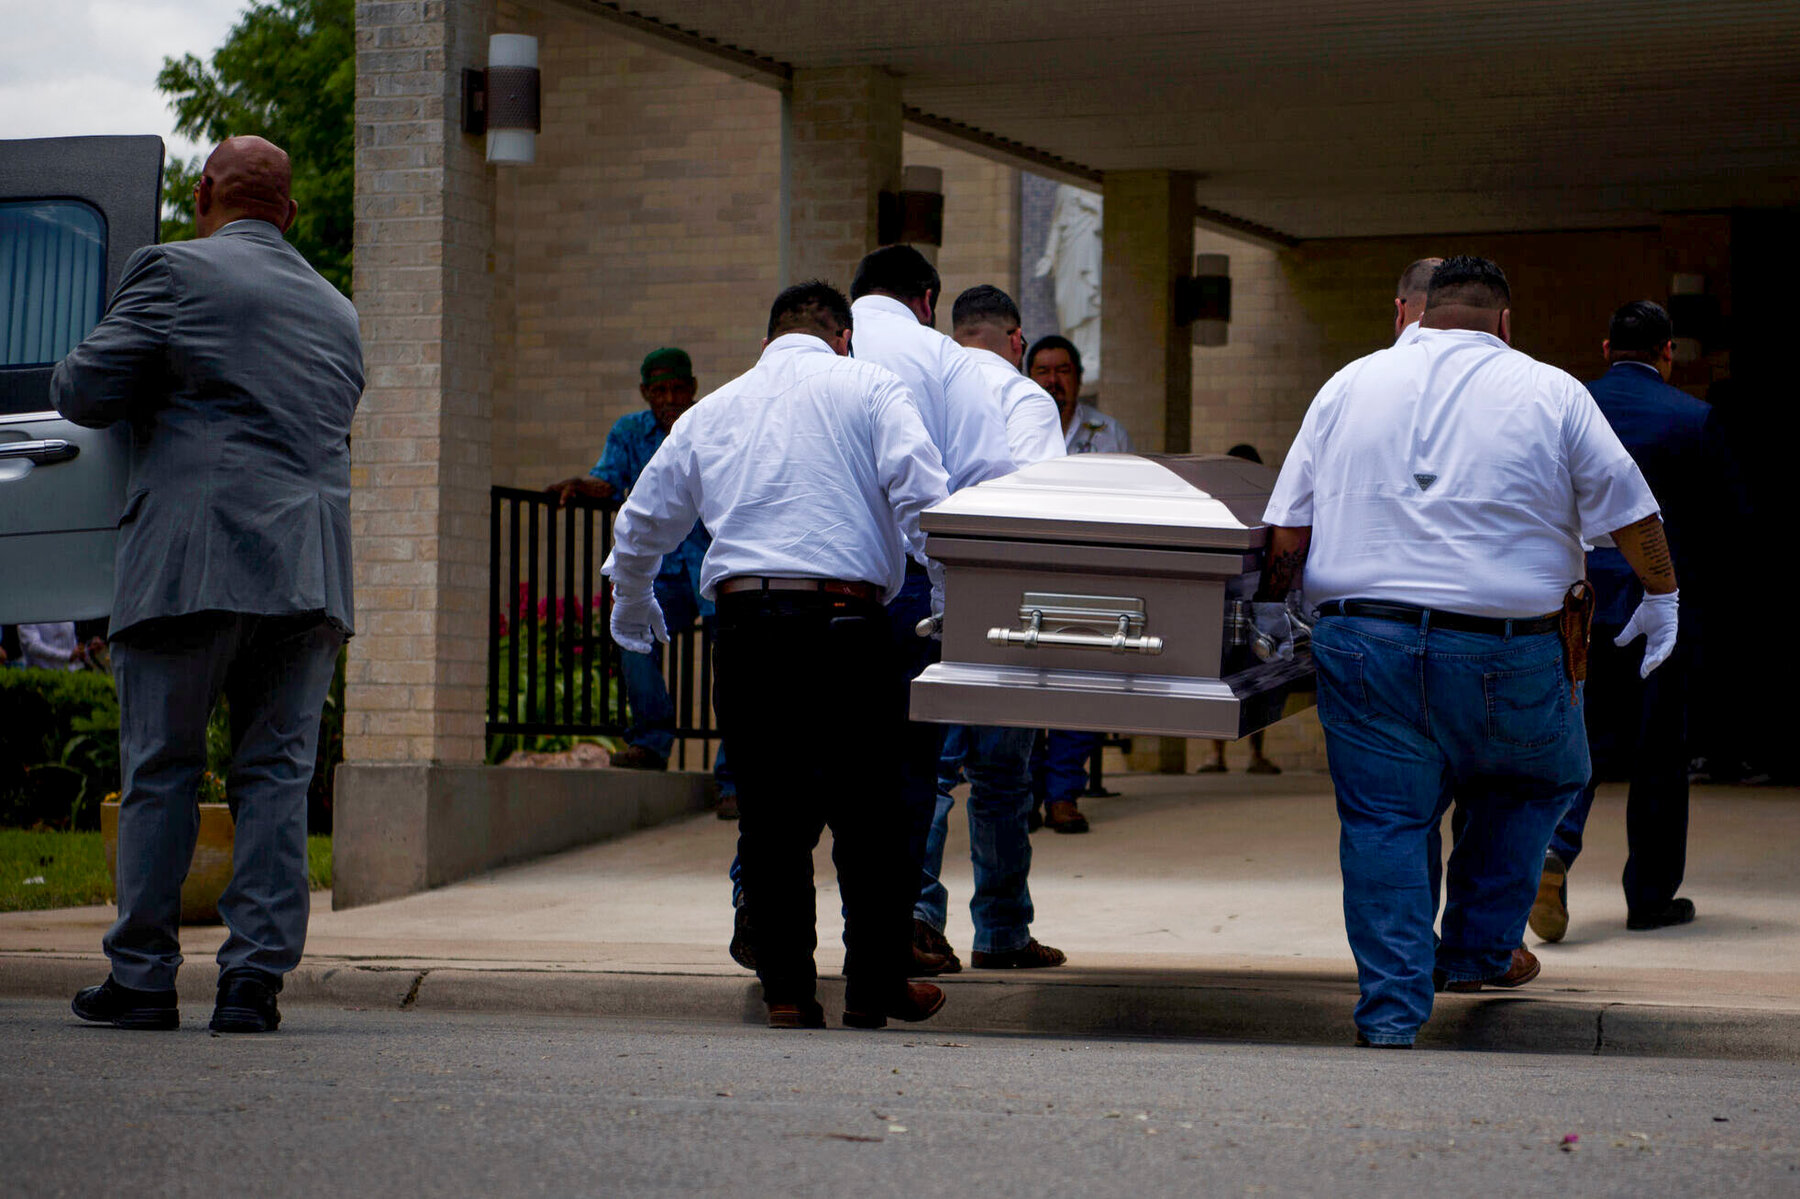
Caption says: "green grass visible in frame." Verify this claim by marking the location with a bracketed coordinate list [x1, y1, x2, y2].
[0, 829, 333, 912]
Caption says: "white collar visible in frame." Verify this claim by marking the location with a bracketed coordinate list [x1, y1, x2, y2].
[761, 332, 837, 359]
[851, 294, 921, 323]
[959, 345, 1019, 374]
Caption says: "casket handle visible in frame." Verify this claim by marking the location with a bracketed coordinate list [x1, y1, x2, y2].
[987, 608, 1165, 656]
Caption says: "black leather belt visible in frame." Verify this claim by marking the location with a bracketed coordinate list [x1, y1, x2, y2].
[1316, 599, 1559, 637]
[717, 576, 882, 604]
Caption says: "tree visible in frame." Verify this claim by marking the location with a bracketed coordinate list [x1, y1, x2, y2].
[157, 0, 354, 295]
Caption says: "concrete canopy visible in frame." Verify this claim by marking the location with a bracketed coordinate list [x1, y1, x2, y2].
[568, 0, 1800, 240]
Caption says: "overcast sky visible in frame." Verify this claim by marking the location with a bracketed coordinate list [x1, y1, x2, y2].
[1, 0, 250, 164]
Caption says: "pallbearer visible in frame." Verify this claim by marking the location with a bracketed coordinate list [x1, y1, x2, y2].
[603, 282, 951, 1030]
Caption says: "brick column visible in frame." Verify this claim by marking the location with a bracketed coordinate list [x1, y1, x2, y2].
[783, 67, 903, 291]
[1100, 170, 1196, 774]
[1099, 171, 1197, 453]
[348, 0, 496, 766]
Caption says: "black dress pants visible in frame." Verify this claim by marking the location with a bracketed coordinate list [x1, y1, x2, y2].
[1550, 621, 1690, 913]
[716, 590, 912, 1008]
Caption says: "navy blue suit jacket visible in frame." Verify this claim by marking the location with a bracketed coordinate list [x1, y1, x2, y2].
[1584, 361, 1739, 625]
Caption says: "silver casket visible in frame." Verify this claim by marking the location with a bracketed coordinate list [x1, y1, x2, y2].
[910, 453, 1315, 738]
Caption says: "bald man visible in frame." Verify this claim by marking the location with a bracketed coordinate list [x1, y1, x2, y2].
[1394, 257, 1443, 344]
[53, 136, 364, 1034]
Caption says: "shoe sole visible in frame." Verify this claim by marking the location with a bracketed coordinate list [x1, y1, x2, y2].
[969, 955, 1067, 970]
[73, 1007, 178, 1031]
[767, 1009, 825, 1030]
[1529, 865, 1569, 943]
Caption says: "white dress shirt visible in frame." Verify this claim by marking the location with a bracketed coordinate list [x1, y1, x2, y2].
[960, 346, 1065, 469]
[18, 623, 81, 671]
[1064, 402, 1133, 455]
[602, 334, 951, 604]
[1265, 327, 1659, 618]
[1394, 319, 1424, 346]
[848, 295, 1016, 492]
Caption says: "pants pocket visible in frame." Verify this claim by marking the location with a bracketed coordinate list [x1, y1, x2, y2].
[1311, 641, 1370, 728]
[1482, 658, 1567, 748]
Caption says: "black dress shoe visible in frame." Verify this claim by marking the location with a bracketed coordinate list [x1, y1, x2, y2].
[71, 976, 178, 1030]
[1627, 897, 1696, 931]
[728, 905, 757, 971]
[210, 969, 282, 1033]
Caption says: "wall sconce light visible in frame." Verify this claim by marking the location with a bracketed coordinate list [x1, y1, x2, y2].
[879, 165, 945, 263]
[1666, 271, 1722, 364]
[461, 34, 541, 164]
[1176, 253, 1231, 346]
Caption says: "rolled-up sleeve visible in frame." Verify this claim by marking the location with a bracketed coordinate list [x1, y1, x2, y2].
[50, 246, 174, 429]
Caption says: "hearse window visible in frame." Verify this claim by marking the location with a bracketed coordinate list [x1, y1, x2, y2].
[1, 200, 107, 368]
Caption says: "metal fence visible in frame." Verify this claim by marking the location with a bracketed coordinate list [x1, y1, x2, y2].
[486, 486, 716, 767]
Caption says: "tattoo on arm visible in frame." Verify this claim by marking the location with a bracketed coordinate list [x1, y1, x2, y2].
[1256, 527, 1312, 600]
[1609, 513, 1677, 594]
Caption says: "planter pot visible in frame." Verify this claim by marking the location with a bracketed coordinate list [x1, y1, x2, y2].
[100, 801, 235, 925]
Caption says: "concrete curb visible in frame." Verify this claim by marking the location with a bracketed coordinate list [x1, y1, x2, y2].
[6, 952, 1797, 1060]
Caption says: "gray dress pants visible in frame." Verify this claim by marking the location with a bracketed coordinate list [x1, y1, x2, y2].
[104, 611, 344, 991]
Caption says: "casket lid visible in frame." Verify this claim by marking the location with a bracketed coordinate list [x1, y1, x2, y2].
[922, 453, 1275, 549]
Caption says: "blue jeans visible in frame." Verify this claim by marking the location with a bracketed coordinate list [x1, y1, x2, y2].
[1032, 729, 1101, 804]
[916, 723, 1038, 952]
[1312, 615, 1588, 1045]
[620, 576, 733, 794]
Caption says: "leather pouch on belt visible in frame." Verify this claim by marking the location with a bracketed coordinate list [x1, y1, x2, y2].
[1559, 580, 1595, 703]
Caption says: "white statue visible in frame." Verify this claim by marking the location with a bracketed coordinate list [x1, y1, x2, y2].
[1033, 184, 1103, 383]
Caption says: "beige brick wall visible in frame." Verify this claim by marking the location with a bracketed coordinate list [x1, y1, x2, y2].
[903, 133, 1020, 315]
[349, 0, 496, 765]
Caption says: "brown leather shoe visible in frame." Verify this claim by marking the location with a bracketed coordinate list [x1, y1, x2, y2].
[1529, 851, 1569, 942]
[609, 745, 667, 771]
[1444, 946, 1541, 993]
[912, 919, 962, 974]
[908, 945, 953, 978]
[767, 1000, 826, 1029]
[1043, 800, 1089, 834]
[970, 938, 1067, 970]
[714, 791, 740, 821]
[842, 982, 946, 1029]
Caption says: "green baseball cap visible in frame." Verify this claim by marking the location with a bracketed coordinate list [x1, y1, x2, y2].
[640, 347, 694, 386]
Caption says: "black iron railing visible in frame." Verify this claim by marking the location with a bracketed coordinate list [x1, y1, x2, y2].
[486, 486, 716, 766]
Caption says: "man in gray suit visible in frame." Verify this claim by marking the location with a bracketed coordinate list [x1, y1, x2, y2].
[52, 136, 363, 1033]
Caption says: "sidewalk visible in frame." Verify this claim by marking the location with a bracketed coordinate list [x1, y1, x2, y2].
[4, 774, 1797, 1058]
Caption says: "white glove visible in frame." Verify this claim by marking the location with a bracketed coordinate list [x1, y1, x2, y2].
[609, 588, 668, 654]
[1250, 601, 1295, 662]
[1615, 589, 1678, 678]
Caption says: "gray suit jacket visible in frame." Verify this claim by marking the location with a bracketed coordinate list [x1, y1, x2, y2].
[50, 220, 364, 637]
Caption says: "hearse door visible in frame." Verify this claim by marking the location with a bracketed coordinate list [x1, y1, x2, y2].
[0, 135, 163, 625]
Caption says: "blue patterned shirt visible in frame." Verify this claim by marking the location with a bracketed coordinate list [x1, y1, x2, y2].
[590, 409, 709, 599]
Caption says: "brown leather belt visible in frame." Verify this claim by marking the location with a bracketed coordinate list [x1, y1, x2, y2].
[717, 576, 882, 603]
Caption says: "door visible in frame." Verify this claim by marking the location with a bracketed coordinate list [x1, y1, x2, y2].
[0, 135, 163, 624]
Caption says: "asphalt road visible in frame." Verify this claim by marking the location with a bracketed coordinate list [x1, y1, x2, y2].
[3, 1000, 1797, 1198]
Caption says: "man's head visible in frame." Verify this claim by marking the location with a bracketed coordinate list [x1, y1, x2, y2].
[951, 284, 1025, 367]
[1394, 256, 1443, 339]
[638, 348, 697, 432]
[850, 244, 941, 327]
[194, 136, 298, 238]
[766, 280, 854, 357]
[1421, 255, 1512, 343]
[1026, 335, 1083, 423]
[1603, 300, 1675, 379]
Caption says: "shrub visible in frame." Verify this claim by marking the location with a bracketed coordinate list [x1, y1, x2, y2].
[0, 668, 120, 830]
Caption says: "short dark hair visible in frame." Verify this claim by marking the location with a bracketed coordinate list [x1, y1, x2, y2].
[1025, 334, 1082, 378]
[767, 280, 852, 342]
[1607, 300, 1674, 359]
[951, 284, 1020, 332]
[1396, 257, 1442, 300]
[1225, 443, 1263, 464]
[1425, 255, 1510, 310]
[850, 244, 940, 303]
